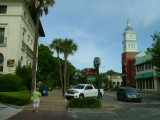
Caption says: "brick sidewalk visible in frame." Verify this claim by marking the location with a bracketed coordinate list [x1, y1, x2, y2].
[8, 90, 68, 120]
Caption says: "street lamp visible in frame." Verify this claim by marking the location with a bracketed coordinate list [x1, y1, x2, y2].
[93, 57, 101, 99]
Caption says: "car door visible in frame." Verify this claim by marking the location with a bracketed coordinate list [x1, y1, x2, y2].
[85, 85, 94, 97]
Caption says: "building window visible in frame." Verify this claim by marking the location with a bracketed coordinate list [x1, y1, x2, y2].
[0, 5, 7, 13]
[0, 53, 4, 72]
[0, 28, 5, 44]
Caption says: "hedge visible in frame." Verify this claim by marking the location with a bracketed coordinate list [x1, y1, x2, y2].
[67, 98, 102, 108]
[0, 74, 23, 92]
[0, 91, 30, 106]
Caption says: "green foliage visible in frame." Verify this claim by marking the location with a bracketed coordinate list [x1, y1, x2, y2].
[147, 32, 160, 72]
[15, 66, 32, 90]
[0, 74, 23, 92]
[37, 44, 61, 88]
[0, 91, 30, 106]
[67, 98, 102, 108]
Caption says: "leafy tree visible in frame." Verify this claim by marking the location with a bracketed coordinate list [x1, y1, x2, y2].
[37, 44, 60, 89]
[74, 69, 86, 84]
[25, 0, 55, 91]
[147, 32, 160, 73]
[61, 38, 78, 94]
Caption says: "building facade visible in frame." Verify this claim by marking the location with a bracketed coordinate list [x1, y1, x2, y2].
[135, 50, 160, 91]
[121, 20, 138, 87]
[121, 20, 160, 91]
[0, 0, 43, 74]
[107, 74, 122, 88]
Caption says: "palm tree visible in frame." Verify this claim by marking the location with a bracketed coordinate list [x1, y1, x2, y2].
[49, 38, 64, 96]
[25, 0, 55, 91]
[67, 63, 76, 89]
[62, 38, 78, 95]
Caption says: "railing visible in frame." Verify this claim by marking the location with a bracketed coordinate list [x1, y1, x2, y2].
[21, 41, 33, 57]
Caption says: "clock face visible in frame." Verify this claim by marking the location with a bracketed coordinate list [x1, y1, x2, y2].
[127, 34, 135, 39]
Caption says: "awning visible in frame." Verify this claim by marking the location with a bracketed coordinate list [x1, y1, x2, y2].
[143, 72, 154, 78]
[135, 72, 154, 79]
[135, 73, 143, 79]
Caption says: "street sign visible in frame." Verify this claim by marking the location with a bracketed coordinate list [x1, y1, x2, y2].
[87, 76, 96, 82]
[85, 68, 97, 76]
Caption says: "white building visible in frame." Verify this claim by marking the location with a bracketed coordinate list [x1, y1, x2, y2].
[134, 50, 160, 91]
[0, 0, 44, 74]
[107, 74, 122, 88]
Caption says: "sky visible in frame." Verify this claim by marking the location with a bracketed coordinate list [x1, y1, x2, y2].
[39, 0, 160, 73]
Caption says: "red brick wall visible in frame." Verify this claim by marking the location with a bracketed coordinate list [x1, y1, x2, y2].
[122, 52, 138, 86]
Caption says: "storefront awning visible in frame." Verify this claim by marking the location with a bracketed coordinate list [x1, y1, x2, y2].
[135, 73, 143, 79]
[135, 72, 154, 79]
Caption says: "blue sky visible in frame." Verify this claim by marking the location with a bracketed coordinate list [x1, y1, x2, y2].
[39, 0, 160, 73]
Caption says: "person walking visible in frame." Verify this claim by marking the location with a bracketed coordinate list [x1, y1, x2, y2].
[31, 88, 41, 112]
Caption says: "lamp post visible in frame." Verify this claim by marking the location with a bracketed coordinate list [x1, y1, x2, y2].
[93, 57, 101, 99]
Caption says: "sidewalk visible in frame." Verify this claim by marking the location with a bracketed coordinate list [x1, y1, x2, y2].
[8, 90, 68, 120]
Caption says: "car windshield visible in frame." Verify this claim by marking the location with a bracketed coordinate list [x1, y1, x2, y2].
[73, 84, 85, 89]
[125, 88, 137, 93]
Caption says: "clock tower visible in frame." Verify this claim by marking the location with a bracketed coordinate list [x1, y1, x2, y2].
[122, 20, 138, 53]
[122, 20, 138, 86]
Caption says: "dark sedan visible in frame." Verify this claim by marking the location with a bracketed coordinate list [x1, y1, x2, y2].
[117, 87, 142, 102]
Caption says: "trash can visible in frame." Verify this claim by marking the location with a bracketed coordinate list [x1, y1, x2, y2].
[42, 85, 48, 96]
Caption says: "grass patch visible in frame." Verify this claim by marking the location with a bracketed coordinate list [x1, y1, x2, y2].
[67, 98, 102, 108]
[0, 91, 30, 106]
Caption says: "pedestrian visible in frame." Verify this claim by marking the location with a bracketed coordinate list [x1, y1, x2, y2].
[31, 88, 41, 112]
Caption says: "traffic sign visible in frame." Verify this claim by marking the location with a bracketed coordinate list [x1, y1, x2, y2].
[87, 76, 96, 82]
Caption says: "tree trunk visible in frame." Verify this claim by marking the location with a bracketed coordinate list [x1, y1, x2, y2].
[57, 52, 64, 97]
[67, 72, 70, 89]
[31, 7, 41, 92]
[63, 55, 67, 95]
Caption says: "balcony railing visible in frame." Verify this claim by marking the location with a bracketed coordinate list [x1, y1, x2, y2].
[21, 41, 33, 57]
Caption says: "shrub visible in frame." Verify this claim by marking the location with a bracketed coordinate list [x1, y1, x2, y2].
[0, 91, 30, 106]
[67, 98, 102, 108]
[15, 66, 32, 90]
[0, 74, 23, 92]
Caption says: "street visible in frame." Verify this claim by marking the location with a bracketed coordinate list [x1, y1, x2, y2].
[1, 91, 160, 120]
[68, 91, 160, 120]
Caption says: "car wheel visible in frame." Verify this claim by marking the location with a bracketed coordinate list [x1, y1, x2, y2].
[79, 94, 84, 99]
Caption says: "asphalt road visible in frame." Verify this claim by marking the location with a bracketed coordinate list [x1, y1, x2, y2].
[103, 91, 160, 104]
[68, 91, 160, 120]
[1, 91, 160, 120]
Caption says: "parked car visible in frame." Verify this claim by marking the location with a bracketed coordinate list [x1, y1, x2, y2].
[117, 87, 142, 102]
[65, 84, 104, 100]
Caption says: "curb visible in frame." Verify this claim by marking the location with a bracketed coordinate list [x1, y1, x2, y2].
[0, 102, 28, 109]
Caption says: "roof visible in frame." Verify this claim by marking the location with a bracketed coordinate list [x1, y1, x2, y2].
[135, 50, 147, 58]
[124, 19, 134, 32]
[134, 50, 152, 66]
[26, 1, 45, 37]
[134, 55, 152, 66]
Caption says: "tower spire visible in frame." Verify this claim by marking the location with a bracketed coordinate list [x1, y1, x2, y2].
[127, 18, 131, 27]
